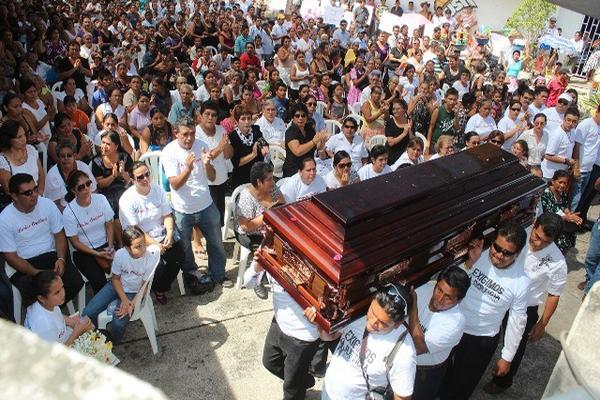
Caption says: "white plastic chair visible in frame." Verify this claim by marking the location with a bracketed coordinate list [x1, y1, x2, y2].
[222, 183, 249, 241]
[269, 146, 286, 178]
[351, 102, 362, 115]
[51, 81, 63, 93]
[36, 142, 49, 173]
[206, 45, 218, 57]
[176, 270, 185, 295]
[368, 134, 388, 151]
[316, 101, 327, 117]
[415, 132, 430, 153]
[139, 151, 163, 187]
[228, 185, 254, 289]
[97, 253, 161, 354]
[325, 119, 342, 137]
[86, 80, 97, 108]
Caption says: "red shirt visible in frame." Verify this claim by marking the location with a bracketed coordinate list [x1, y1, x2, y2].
[240, 52, 260, 70]
[546, 77, 566, 107]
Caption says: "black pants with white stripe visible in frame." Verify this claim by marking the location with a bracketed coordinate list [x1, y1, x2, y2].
[439, 332, 500, 400]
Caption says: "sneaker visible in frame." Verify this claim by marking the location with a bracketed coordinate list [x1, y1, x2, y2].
[482, 380, 508, 395]
[254, 283, 268, 299]
[219, 278, 234, 288]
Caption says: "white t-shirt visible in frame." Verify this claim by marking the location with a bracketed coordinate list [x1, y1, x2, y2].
[161, 139, 213, 214]
[119, 184, 172, 242]
[0, 145, 40, 184]
[55, 88, 86, 104]
[325, 133, 369, 173]
[243, 266, 319, 342]
[25, 302, 72, 344]
[111, 244, 160, 293]
[279, 173, 327, 203]
[541, 126, 575, 179]
[465, 114, 497, 138]
[518, 129, 548, 167]
[528, 103, 546, 121]
[324, 169, 360, 190]
[22, 99, 52, 138]
[460, 249, 530, 361]
[195, 125, 229, 186]
[498, 116, 518, 151]
[255, 116, 287, 145]
[524, 242, 567, 307]
[324, 317, 416, 400]
[542, 107, 564, 131]
[572, 117, 600, 173]
[452, 80, 470, 100]
[358, 163, 393, 181]
[63, 193, 114, 248]
[391, 152, 424, 171]
[414, 283, 466, 366]
[0, 197, 63, 259]
[44, 161, 97, 207]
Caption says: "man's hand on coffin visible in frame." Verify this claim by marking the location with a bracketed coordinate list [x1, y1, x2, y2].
[303, 306, 318, 324]
[252, 251, 264, 272]
[465, 238, 484, 269]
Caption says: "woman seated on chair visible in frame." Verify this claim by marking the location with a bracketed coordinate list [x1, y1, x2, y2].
[83, 226, 160, 344]
[428, 135, 455, 160]
[324, 150, 360, 190]
[63, 170, 115, 295]
[48, 113, 94, 166]
[25, 270, 94, 345]
[119, 161, 184, 304]
[93, 113, 135, 157]
[140, 108, 175, 155]
[235, 162, 284, 299]
[44, 141, 97, 212]
[385, 99, 412, 165]
[358, 145, 393, 181]
[391, 136, 425, 170]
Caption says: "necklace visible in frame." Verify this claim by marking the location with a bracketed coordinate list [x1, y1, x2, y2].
[236, 129, 254, 147]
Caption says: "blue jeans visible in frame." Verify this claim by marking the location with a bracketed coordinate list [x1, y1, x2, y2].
[82, 281, 136, 343]
[584, 219, 600, 293]
[571, 170, 591, 211]
[174, 203, 226, 283]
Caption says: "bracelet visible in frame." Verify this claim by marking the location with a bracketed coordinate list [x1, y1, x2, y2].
[57, 257, 66, 263]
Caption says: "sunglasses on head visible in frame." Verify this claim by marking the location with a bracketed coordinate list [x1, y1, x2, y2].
[492, 241, 517, 257]
[19, 186, 39, 197]
[384, 283, 407, 315]
[135, 171, 150, 181]
[76, 180, 93, 192]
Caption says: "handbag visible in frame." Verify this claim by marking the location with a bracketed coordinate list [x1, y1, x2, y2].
[67, 203, 112, 273]
[359, 327, 409, 400]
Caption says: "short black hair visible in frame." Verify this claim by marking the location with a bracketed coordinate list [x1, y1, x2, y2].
[534, 212, 563, 240]
[496, 221, 527, 253]
[437, 266, 470, 300]
[445, 87, 459, 98]
[9, 173, 34, 194]
[564, 107, 580, 119]
[375, 283, 412, 323]
[250, 161, 273, 187]
[370, 144, 388, 160]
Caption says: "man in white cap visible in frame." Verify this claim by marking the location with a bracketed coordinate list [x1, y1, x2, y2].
[543, 92, 572, 131]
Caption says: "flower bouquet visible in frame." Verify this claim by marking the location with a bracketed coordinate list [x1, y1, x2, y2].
[72, 330, 120, 366]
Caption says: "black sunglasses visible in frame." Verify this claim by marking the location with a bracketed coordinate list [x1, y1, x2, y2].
[135, 171, 150, 181]
[343, 124, 357, 129]
[490, 139, 503, 145]
[511, 107, 521, 111]
[76, 180, 93, 192]
[337, 162, 352, 168]
[19, 186, 39, 197]
[492, 241, 517, 257]
[294, 113, 307, 118]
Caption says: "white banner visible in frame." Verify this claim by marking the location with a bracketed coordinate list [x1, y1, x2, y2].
[322, 4, 347, 26]
[268, 0, 287, 12]
[379, 11, 403, 34]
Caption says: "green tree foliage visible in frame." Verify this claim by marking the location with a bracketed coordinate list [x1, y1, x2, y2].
[506, 0, 557, 42]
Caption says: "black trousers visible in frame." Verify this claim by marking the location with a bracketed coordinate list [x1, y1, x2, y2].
[310, 338, 339, 375]
[439, 332, 500, 400]
[73, 250, 108, 294]
[576, 163, 600, 219]
[262, 318, 319, 400]
[492, 305, 539, 388]
[152, 241, 184, 293]
[10, 251, 84, 305]
[413, 360, 449, 400]
[209, 182, 228, 227]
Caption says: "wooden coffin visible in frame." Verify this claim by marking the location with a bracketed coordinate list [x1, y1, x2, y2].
[257, 144, 546, 332]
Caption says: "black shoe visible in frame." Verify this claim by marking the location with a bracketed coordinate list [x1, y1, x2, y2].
[308, 367, 326, 379]
[305, 374, 316, 389]
[254, 283, 268, 299]
[482, 380, 509, 395]
[184, 273, 215, 295]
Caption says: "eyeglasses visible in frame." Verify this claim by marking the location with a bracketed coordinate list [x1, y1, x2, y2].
[76, 180, 93, 192]
[337, 162, 352, 169]
[19, 186, 39, 197]
[384, 283, 407, 315]
[343, 124, 357, 130]
[135, 171, 150, 181]
[511, 107, 521, 112]
[492, 241, 517, 257]
[294, 113, 307, 118]
[490, 139, 503, 145]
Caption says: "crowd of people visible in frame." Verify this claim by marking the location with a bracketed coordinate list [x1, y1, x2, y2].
[0, 0, 599, 398]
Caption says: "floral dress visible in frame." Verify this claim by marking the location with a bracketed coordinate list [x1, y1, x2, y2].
[540, 187, 576, 253]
